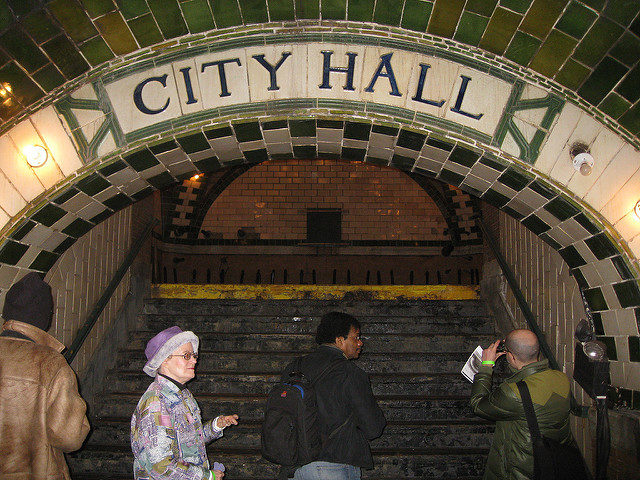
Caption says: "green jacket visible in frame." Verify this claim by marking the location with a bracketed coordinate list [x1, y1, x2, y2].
[470, 359, 573, 480]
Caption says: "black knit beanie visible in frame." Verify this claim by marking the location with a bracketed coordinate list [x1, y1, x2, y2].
[2, 272, 54, 332]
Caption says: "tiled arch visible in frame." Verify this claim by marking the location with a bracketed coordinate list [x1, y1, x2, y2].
[1, 116, 637, 326]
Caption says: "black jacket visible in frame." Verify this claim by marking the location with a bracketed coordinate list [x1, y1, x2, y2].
[283, 345, 386, 469]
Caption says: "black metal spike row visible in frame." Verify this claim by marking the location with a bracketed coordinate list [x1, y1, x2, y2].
[67, 298, 496, 480]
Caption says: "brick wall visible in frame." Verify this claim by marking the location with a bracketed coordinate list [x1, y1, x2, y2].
[201, 159, 449, 241]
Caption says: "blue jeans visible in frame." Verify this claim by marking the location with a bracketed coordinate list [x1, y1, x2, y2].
[293, 461, 361, 480]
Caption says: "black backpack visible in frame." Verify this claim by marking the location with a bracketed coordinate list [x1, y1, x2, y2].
[261, 358, 346, 476]
[516, 381, 591, 480]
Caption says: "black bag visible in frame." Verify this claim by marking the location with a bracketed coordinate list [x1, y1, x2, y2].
[261, 358, 346, 474]
[516, 381, 591, 480]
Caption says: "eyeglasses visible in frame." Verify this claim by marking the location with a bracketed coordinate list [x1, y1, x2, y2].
[167, 352, 199, 361]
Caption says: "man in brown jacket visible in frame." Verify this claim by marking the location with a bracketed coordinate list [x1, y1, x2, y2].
[0, 272, 90, 479]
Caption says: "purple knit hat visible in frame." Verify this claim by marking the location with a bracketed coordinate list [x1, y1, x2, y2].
[143, 326, 199, 377]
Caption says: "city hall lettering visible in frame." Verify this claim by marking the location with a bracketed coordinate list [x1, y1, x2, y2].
[105, 45, 514, 137]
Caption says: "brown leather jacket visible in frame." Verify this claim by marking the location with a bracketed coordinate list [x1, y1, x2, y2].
[0, 320, 90, 479]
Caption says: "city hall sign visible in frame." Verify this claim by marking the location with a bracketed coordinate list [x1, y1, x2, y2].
[56, 42, 564, 164]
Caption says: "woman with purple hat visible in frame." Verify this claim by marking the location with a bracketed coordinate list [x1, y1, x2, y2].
[131, 326, 238, 479]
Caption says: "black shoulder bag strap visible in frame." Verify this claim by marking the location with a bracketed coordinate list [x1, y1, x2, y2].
[516, 380, 542, 440]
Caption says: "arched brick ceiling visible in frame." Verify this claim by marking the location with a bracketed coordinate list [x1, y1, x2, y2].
[0, 0, 639, 137]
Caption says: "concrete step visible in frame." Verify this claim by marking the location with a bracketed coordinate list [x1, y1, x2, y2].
[86, 418, 493, 449]
[125, 331, 495, 354]
[104, 371, 474, 396]
[115, 350, 475, 374]
[94, 393, 479, 422]
[68, 446, 488, 477]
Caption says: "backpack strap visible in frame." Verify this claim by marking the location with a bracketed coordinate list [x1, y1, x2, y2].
[516, 380, 542, 440]
[312, 357, 347, 386]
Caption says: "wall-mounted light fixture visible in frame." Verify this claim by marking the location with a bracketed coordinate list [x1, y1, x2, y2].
[634, 200, 640, 220]
[191, 174, 202, 181]
[570, 142, 594, 176]
[24, 145, 48, 168]
[0, 82, 13, 107]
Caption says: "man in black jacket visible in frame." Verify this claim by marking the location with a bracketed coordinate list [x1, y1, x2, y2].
[285, 311, 386, 480]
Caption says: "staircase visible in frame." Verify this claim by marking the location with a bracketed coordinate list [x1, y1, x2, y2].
[68, 297, 496, 479]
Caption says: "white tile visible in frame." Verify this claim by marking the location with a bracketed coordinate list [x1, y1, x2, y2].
[264, 130, 291, 144]
[40, 230, 70, 252]
[157, 149, 189, 166]
[292, 136, 316, 146]
[505, 198, 534, 217]
[266, 143, 293, 155]
[32, 107, 83, 176]
[140, 164, 170, 179]
[600, 168, 640, 227]
[574, 240, 598, 264]
[414, 157, 443, 174]
[366, 146, 392, 160]
[317, 128, 343, 142]
[441, 160, 469, 175]
[513, 187, 549, 210]
[624, 363, 640, 389]
[616, 308, 639, 336]
[308, 44, 366, 101]
[317, 142, 341, 154]
[21, 223, 55, 246]
[0, 265, 20, 289]
[613, 210, 640, 242]
[535, 103, 581, 175]
[421, 144, 450, 163]
[583, 143, 638, 211]
[167, 160, 197, 176]
[534, 208, 561, 228]
[601, 284, 621, 310]
[93, 186, 120, 203]
[245, 44, 308, 102]
[122, 179, 151, 196]
[545, 225, 574, 248]
[0, 128, 47, 201]
[343, 138, 368, 149]
[0, 170, 26, 216]
[188, 148, 217, 161]
[469, 162, 501, 183]
[76, 202, 107, 221]
[369, 132, 395, 149]
[394, 146, 420, 159]
[558, 218, 591, 242]
[580, 262, 604, 286]
[462, 174, 491, 193]
[609, 360, 625, 387]
[238, 140, 265, 151]
[108, 168, 139, 185]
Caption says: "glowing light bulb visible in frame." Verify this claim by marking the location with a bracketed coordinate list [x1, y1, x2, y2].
[24, 145, 48, 167]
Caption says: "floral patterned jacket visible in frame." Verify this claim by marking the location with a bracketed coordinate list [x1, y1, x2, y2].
[131, 375, 223, 480]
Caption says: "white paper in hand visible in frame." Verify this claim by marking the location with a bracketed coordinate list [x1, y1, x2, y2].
[461, 345, 484, 383]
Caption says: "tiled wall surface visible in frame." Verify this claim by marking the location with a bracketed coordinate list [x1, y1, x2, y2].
[40, 207, 130, 374]
[500, 210, 640, 405]
[201, 159, 449, 241]
[0, 1, 638, 138]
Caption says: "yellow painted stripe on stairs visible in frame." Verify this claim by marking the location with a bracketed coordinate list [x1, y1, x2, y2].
[150, 284, 480, 300]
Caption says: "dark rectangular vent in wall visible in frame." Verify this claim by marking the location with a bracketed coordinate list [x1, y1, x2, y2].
[307, 209, 341, 243]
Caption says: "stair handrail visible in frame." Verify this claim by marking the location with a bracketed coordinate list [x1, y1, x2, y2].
[478, 218, 560, 371]
[64, 219, 158, 363]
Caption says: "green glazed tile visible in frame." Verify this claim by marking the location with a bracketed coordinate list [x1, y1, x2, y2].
[373, 0, 402, 26]
[76, 173, 111, 196]
[149, 139, 179, 154]
[428, 0, 465, 37]
[448, 146, 480, 167]
[520, 0, 565, 40]
[604, 0, 640, 27]
[482, 189, 510, 207]
[32, 64, 65, 92]
[295, 0, 320, 19]
[610, 32, 640, 67]
[147, 0, 188, 38]
[558, 245, 585, 269]
[103, 192, 133, 211]
[573, 17, 624, 67]
[344, 121, 371, 140]
[544, 196, 580, 221]
[177, 132, 211, 153]
[522, 214, 550, 234]
[613, 281, 640, 308]
[0, 62, 44, 105]
[29, 251, 59, 272]
[204, 126, 233, 138]
[90, 210, 113, 224]
[94, 12, 138, 55]
[578, 56, 627, 106]
[42, 35, 90, 79]
[115, 0, 149, 19]
[479, 7, 521, 54]
[401, 0, 432, 32]
[0, 26, 48, 73]
[127, 14, 164, 47]
[318, 119, 344, 129]
[80, 36, 115, 66]
[10, 220, 35, 241]
[294, 145, 318, 158]
[32, 203, 67, 227]
[348, 0, 374, 22]
[181, 0, 215, 33]
[0, 1, 12, 32]
[233, 122, 263, 141]
[438, 169, 464, 186]
[131, 186, 155, 201]
[619, 101, 640, 134]
[322, 0, 346, 20]
[504, 31, 541, 66]
[581, 0, 604, 10]
[454, 11, 489, 46]
[48, 0, 98, 42]
[372, 124, 398, 135]
[584, 232, 619, 260]
[244, 148, 269, 163]
[466, 0, 497, 17]
[0, 240, 29, 265]
[529, 29, 577, 77]
[597, 336, 617, 359]
[22, 10, 60, 44]
[262, 120, 288, 130]
[99, 159, 127, 176]
[629, 337, 640, 362]
[499, 0, 531, 14]
[289, 119, 316, 137]
[6, 0, 36, 16]
[53, 187, 79, 205]
[81, 0, 116, 17]
[498, 167, 531, 191]
[591, 312, 605, 335]
[210, 0, 242, 27]
[599, 92, 630, 119]
[268, 0, 294, 20]
[53, 237, 76, 255]
[239, 0, 269, 23]
[616, 65, 640, 103]
[397, 129, 426, 150]
[124, 149, 160, 171]
[555, 58, 590, 90]
[147, 171, 176, 189]
[555, 1, 597, 39]
[630, 15, 640, 37]
[611, 255, 634, 280]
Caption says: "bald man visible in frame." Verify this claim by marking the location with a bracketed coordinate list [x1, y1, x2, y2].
[470, 330, 574, 480]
